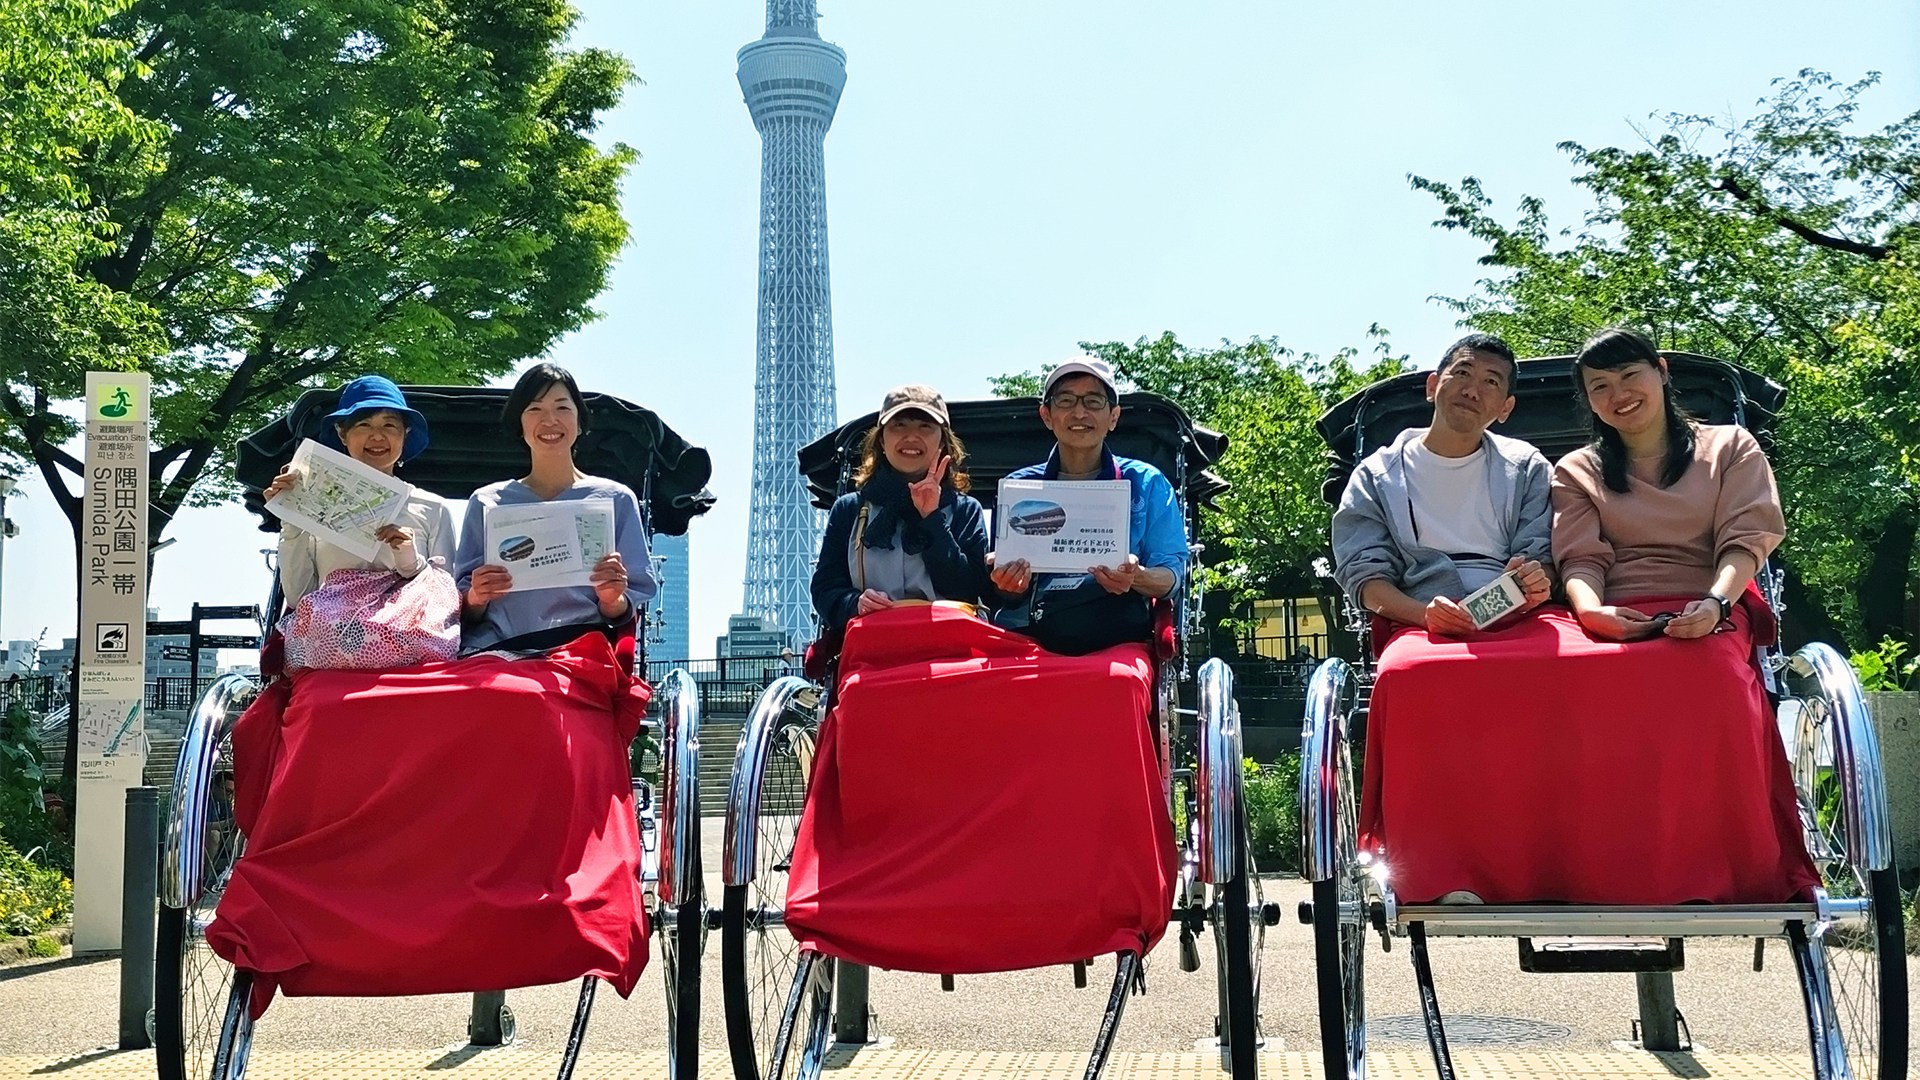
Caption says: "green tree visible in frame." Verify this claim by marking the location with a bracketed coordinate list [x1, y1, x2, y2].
[1412, 71, 1919, 648]
[4, 0, 636, 536]
[2, 0, 639, 787]
[993, 332, 1407, 634]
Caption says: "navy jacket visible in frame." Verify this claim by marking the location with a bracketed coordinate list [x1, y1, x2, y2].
[809, 491, 992, 634]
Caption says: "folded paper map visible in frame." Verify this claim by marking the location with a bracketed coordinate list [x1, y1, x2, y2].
[265, 439, 413, 560]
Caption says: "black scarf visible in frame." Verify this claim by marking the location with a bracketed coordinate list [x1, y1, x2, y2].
[859, 465, 954, 554]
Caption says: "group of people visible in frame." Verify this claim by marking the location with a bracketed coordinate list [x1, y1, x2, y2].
[808, 358, 1188, 656]
[272, 322, 1784, 671]
[1333, 326, 1782, 647]
[268, 364, 657, 662]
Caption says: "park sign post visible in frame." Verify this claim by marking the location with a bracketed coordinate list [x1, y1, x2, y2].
[73, 372, 151, 953]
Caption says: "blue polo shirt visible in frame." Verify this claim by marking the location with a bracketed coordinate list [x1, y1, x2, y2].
[1004, 446, 1189, 583]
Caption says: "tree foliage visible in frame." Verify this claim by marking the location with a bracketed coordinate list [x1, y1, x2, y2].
[1412, 71, 1919, 648]
[1, 0, 638, 542]
[992, 331, 1407, 605]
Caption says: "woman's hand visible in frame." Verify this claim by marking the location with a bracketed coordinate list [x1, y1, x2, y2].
[263, 465, 300, 501]
[590, 553, 632, 618]
[986, 553, 1032, 595]
[465, 564, 512, 610]
[374, 525, 414, 550]
[855, 589, 894, 616]
[1577, 605, 1659, 641]
[1507, 556, 1551, 611]
[1663, 598, 1722, 639]
[908, 456, 950, 517]
[1423, 596, 1477, 636]
[1090, 554, 1141, 595]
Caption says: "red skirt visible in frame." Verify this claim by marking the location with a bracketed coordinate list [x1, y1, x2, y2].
[784, 605, 1175, 972]
[1359, 602, 1818, 905]
[207, 633, 651, 1017]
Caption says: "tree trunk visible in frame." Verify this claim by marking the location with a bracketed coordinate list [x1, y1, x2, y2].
[1859, 504, 1918, 650]
[1779, 558, 1850, 656]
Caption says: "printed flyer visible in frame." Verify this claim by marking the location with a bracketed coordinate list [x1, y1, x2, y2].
[483, 501, 616, 591]
[993, 478, 1131, 574]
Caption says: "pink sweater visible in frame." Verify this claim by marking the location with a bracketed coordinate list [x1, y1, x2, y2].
[1550, 424, 1784, 602]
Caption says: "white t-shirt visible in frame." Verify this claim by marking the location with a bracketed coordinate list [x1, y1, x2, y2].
[1402, 436, 1505, 591]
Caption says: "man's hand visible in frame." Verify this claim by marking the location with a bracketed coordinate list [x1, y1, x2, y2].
[465, 564, 513, 610]
[1506, 556, 1551, 611]
[1577, 605, 1659, 641]
[1090, 554, 1141, 595]
[590, 553, 632, 618]
[908, 456, 950, 518]
[262, 465, 300, 501]
[374, 525, 415, 551]
[855, 589, 894, 616]
[1423, 596, 1477, 636]
[1664, 598, 1722, 639]
[986, 553, 1032, 595]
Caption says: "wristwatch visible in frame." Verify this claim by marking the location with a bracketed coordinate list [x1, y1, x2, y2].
[1708, 593, 1733, 621]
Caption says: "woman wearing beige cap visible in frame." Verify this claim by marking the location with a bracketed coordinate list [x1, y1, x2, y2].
[809, 385, 991, 633]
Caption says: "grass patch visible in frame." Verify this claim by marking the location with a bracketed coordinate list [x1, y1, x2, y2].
[24, 934, 59, 958]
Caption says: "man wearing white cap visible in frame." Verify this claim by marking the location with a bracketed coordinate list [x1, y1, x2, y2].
[988, 359, 1187, 654]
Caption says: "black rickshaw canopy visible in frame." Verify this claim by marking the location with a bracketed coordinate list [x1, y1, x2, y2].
[1314, 352, 1786, 506]
[798, 393, 1229, 515]
[235, 385, 716, 535]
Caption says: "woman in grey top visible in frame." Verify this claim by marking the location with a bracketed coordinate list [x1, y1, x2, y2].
[455, 364, 657, 652]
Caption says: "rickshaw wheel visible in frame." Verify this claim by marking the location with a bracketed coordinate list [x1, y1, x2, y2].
[1300, 658, 1364, 1080]
[1786, 643, 1909, 1080]
[155, 676, 253, 1080]
[658, 670, 708, 1080]
[1212, 803, 1263, 1079]
[1197, 657, 1262, 1076]
[722, 679, 818, 1080]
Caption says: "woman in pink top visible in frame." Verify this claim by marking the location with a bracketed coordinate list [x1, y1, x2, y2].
[1551, 327, 1785, 641]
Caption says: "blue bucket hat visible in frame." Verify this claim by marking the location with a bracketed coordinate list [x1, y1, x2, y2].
[318, 376, 430, 463]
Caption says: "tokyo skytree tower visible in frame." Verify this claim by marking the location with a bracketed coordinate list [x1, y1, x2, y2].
[738, 0, 846, 644]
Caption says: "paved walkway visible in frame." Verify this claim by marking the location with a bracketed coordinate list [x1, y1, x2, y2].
[0, 1046, 1818, 1079]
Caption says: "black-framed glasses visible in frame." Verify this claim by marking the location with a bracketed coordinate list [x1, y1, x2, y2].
[1048, 391, 1112, 412]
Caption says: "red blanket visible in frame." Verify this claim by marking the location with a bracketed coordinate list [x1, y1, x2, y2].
[208, 633, 651, 1017]
[784, 606, 1175, 972]
[1359, 602, 1818, 905]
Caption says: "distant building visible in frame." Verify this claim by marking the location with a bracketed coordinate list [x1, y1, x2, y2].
[716, 614, 790, 683]
[650, 532, 691, 663]
[38, 638, 76, 675]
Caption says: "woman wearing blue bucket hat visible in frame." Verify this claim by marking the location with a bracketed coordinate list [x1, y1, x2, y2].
[262, 376, 458, 604]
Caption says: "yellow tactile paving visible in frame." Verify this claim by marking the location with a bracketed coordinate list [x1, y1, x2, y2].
[0, 1047, 1819, 1080]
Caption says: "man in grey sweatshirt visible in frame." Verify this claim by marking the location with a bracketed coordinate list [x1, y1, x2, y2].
[1331, 334, 1553, 636]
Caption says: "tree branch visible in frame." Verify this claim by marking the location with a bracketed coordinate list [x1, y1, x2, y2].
[1716, 175, 1890, 260]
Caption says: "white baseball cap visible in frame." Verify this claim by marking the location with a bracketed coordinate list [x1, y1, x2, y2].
[1042, 358, 1118, 401]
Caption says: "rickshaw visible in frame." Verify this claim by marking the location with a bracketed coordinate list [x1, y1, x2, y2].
[719, 394, 1280, 1080]
[1298, 354, 1909, 1080]
[151, 384, 716, 1080]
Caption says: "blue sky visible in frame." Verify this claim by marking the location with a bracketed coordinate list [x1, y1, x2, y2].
[3, 0, 1916, 657]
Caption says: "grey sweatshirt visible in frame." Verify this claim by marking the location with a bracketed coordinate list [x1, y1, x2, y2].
[1331, 427, 1552, 607]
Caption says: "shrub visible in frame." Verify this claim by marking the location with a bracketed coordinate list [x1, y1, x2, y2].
[0, 838, 72, 938]
[1851, 638, 1918, 692]
[0, 701, 68, 874]
[1244, 754, 1301, 874]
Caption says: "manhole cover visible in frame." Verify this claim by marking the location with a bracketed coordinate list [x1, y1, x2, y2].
[1370, 1014, 1573, 1046]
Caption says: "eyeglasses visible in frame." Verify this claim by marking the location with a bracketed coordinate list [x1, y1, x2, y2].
[1047, 392, 1113, 412]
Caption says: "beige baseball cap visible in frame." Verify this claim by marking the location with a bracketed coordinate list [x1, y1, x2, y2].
[1042, 358, 1118, 400]
[877, 384, 950, 426]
